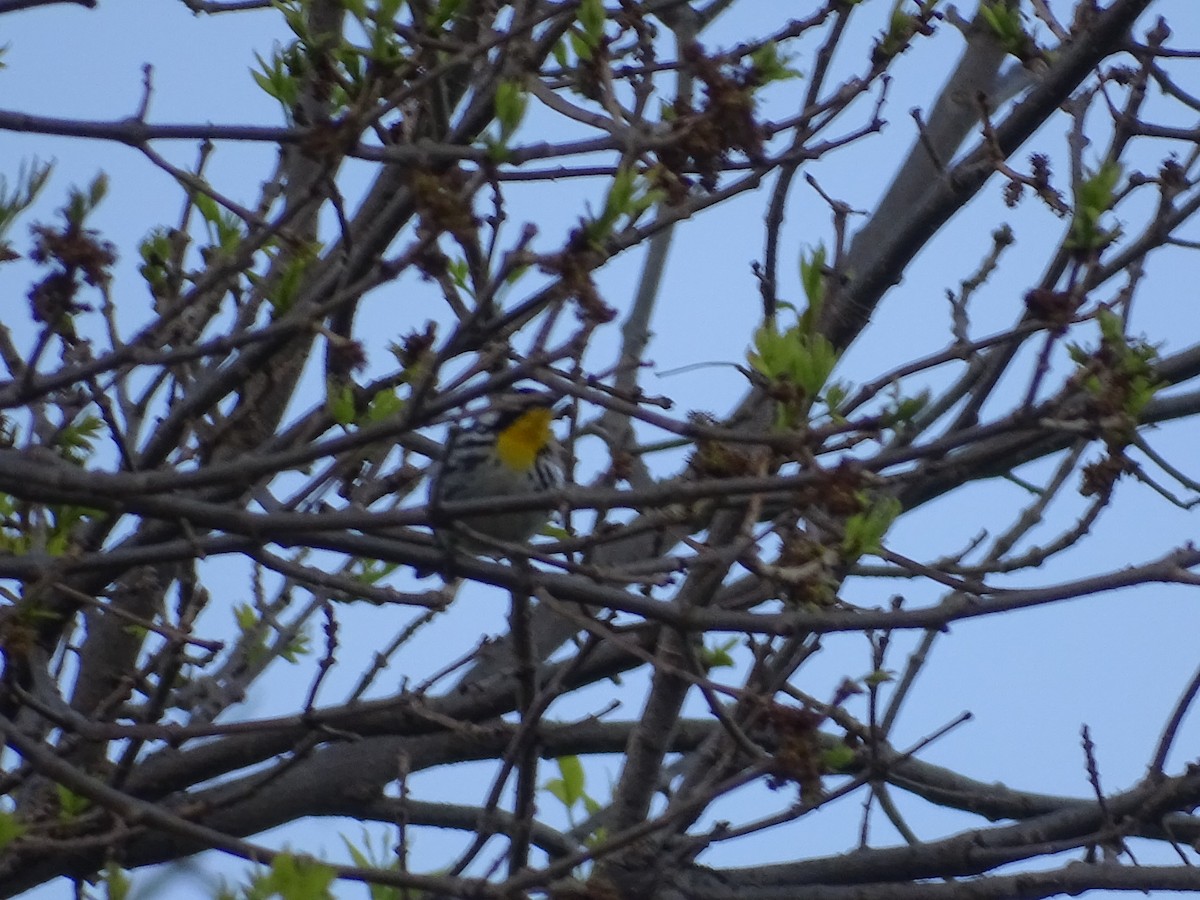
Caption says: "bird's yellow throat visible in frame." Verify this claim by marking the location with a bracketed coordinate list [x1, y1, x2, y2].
[495, 407, 554, 472]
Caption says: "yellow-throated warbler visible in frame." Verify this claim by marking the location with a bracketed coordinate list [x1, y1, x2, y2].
[427, 389, 564, 561]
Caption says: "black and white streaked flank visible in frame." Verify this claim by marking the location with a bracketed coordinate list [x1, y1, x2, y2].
[430, 389, 564, 552]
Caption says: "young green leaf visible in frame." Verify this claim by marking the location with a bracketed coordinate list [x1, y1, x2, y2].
[799, 244, 827, 315]
[557, 755, 585, 806]
[699, 636, 739, 670]
[326, 380, 357, 427]
[821, 744, 857, 773]
[0, 811, 25, 851]
[258, 852, 337, 900]
[340, 831, 403, 900]
[365, 388, 404, 423]
[979, 0, 1033, 56]
[494, 79, 528, 140]
[0, 158, 52, 241]
[1066, 161, 1123, 253]
[55, 784, 90, 820]
[748, 41, 801, 85]
[577, 0, 606, 46]
[103, 862, 131, 900]
[841, 495, 902, 558]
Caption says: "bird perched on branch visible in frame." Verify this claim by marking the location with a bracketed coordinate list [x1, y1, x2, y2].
[422, 388, 564, 573]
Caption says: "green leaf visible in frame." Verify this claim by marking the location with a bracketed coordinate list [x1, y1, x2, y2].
[337, 44, 363, 82]
[483, 136, 513, 164]
[103, 862, 132, 900]
[747, 323, 839, 402]
[841, 495, 902, 558]
[552, 37, 570, 69]
[326, 380, 357, 426]
[64, 171, 109, 226]
[568, 29, 593, 63]
[799, 244, 826, 315]
[878, 3, 916, 59]
[606, 166, 636, 218]
[822, 381, 848, 421]
[342, 838, 369, 870]
[55, 413, 102, 465]
[494, 79, 528, 139]
[502, 263, 528, 288]
[545, 755, 588, 811]
[1086, 310, 1165, 418]
[259, 853, 336, 900]
[193, 191, 221, 226]
[215, 211, 244, 256]
[1066, 160, 1123, 253]
[340, 832, 403, 900]
[251, 66, 276, 98]
[137, 227, 172, 280]
[538, 523, 570, 541]
[350, 558, 399, 588]
[88, 172, 108, 208]
[797, 338, 838, 397]
[748, 41, 801, 85]
[884, 389, 930, 427]
[447, 257, 469, 291]
[0, 811, 25, 851]
[367, 17, 406, 68]
[577, 0, 605, 45]
[585, 166, 663, 244]
[558, 755, 585, 806]
[864, 668, 895, 686]
[235, 603, 273, 667]
[234, 603, 259, 631]
[0, 158, 52, 241]
[268, 245, 317, 313]
[365, 388, 404, 423]
[46, 504, 96, 555]
[821, 744, 857, 773]
[55, 784, 90, 820]
[252, 47, 300, 114]
[1097, 308, 1123, 345]
[544, 777, 570, 807]
[280, 630, 310, 664]
[979, 0, 1033, 57]
[699, 636, 738, 670]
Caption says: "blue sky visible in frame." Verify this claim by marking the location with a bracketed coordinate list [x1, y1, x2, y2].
[2, 2, 1200, 898]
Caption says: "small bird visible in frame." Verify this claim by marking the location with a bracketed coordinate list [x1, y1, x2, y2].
[424, 389, 564, 571]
